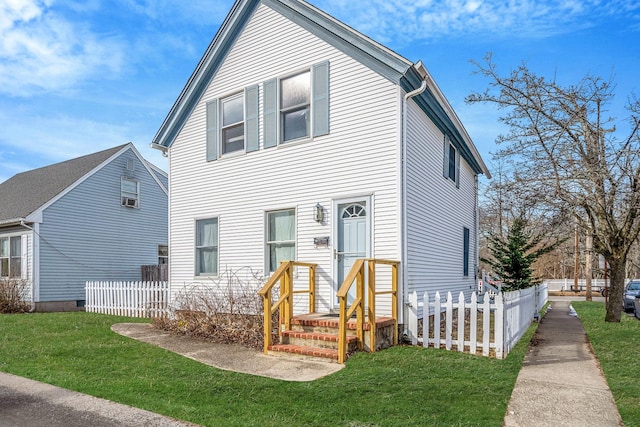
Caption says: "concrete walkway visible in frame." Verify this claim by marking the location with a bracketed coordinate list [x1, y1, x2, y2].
[503, 300, 623, 427]
[112, 323, 343, 381]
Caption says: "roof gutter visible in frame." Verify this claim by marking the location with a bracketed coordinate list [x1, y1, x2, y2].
[150, 143, 169, 157]
[400, 61, 428, 329]
[0, 218, 26, 227]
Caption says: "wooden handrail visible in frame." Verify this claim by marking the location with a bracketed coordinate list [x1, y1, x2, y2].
[337, 258, 399, 363]
[257, 261, 290, 297]
[336, 259, 365, 298]
[258, 261, 317, 355]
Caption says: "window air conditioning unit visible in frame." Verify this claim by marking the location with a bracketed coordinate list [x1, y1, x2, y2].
[122, 197, 138, 208]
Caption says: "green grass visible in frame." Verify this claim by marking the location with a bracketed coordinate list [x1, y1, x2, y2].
[572, 302, 640, 426]
[0, 312, 536, 426]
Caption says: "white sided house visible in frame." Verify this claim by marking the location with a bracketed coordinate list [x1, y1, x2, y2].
[152, 0, 490, 356]
[0, 144, 168, 311]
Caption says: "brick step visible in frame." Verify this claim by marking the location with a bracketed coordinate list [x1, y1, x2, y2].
[281, 330, 359, 351]
[268, 344, 340, 362]
[290, 314, 395, 334]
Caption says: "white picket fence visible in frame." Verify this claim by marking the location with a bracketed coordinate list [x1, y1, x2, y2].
[85, 281, 169, 318]
[407, 284, 548, 359]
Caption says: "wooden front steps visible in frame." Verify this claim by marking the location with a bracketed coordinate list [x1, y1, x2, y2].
[267, 313, 396, 362]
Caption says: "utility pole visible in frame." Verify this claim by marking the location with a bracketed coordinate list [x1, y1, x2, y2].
[573, 225, 580, 292]
[585, 232, 593, 301]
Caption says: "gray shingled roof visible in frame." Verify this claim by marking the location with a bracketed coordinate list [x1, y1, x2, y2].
[0, 144, 128, 223]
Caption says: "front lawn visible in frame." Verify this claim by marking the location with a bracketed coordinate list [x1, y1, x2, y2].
[572, 301, 640, 425]
[0, 312, 534, 426]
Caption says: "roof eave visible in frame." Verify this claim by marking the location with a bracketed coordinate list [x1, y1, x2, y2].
[402, 67, 491, 178]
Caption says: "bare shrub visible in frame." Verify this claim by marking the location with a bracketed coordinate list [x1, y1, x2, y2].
[152, 267, 279, 351]
[0, 278, 30, 313]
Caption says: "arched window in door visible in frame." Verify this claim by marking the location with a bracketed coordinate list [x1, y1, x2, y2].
[341, 203, 366, 219]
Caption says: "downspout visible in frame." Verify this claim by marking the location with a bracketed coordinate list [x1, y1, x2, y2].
[474, 175, 479, 285]
[19, 220, 37, 312]
[401, 62, 428, 332]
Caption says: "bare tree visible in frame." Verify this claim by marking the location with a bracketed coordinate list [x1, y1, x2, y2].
[467, 54, 640, 322]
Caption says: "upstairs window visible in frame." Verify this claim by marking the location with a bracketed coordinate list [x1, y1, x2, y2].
[263, 61, 330, 148]
[195, 218, 218, 276]
[121, 178, 139, 208]
[443, 136, 460, 187]
[280, 71, 311, 143]
[207, 86, 259, 161]
[221, 93, 245, 154]
[0, 236, 21, 278]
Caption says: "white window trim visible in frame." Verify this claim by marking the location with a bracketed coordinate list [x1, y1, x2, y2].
[265, 208, 297, 274]
[0, 234, 23, 279]
[121, 177, 140, 208]
[195, 217, 219, 277]
[220, 92, 246, 157]
[278, 68, 312, 145]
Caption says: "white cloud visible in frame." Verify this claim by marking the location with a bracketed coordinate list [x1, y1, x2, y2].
[313, 0, 640, 44]
[0, 0, 124, 97]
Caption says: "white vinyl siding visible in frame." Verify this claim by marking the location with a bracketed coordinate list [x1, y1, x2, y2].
[167, 4, 399, 312]
[405, 100, 477, 305]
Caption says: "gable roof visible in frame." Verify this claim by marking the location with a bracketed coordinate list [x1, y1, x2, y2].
[152, 0, 489, 177]
[0, 144, 143, 225]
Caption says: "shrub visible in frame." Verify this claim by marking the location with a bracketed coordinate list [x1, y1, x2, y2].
[152, 268, 278, 351]
[0, 278, 30, 313]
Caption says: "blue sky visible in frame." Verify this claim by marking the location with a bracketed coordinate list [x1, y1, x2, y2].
[1, 0, 639, 183]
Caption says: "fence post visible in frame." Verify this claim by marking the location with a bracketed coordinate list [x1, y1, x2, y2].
[434, 291, 441, 349]
[457, 292, 465, 352]
[470, 292, 477, 355]
[423, 292, 429, 349]
[409, 291, 418, 345]
[495, 292, 504, 359]
[482, 292, 491, 357]
[445, 292, 453, 350]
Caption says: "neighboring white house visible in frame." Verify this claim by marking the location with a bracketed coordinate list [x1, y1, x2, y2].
[0, 143, 168, 311]
[152, 0, 490, 324]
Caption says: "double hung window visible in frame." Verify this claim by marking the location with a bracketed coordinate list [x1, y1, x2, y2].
[0, 236, 21, 278]
[158, 244, 168, 265]
[280, 71, 311, 143]
[221, 93, 245, 154]
[443, 136, 460, 187]
[206, 86, 259, 161]
[463, 227, 470, 277]
[195, 218, 218, 276]
[266, 209, 295, 273]
[121, 177, 139, 208]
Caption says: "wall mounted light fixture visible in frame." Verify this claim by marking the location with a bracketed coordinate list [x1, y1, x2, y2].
[314, 203, 324, 223]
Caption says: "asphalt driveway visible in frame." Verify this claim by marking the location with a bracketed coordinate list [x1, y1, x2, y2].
[0, 372, 197, 427]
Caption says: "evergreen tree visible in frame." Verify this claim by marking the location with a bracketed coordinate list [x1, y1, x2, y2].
[482, 217, 561, 291]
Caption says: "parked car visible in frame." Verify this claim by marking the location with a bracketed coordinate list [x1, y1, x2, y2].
[634, 295, 640, 319]
[623, 280, 640, 312]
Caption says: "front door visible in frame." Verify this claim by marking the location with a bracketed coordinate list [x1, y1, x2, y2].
[336, 201, 369, 306]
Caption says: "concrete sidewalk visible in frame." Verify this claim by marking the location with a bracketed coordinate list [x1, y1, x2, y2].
[503, 300, 623, 426]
